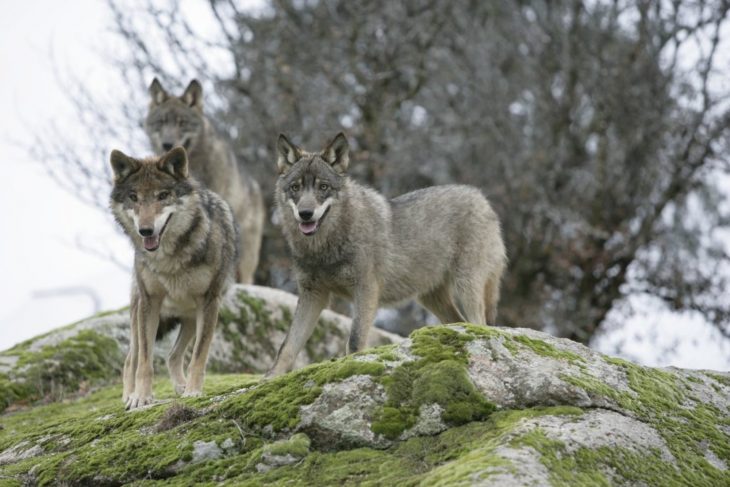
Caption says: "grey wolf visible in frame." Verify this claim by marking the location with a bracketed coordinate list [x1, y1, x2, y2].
[110, 147, 238, 409]
[145, 78, 264, 283]
[268, 133, 507, 376]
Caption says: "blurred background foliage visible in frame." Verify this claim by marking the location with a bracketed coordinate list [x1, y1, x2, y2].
[41, 0, 730, 345]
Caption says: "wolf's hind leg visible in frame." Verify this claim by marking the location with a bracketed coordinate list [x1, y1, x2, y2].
[167, 317, 195, 395]
[185, 298, 220, 396]
[484, 275, 501, 326]
[348, 280, 380, 354]
[418, 285, 464, 324]
[452, 277, 487, 326]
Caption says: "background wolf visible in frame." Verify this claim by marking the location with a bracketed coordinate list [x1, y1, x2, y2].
[145, 78, 264, 284]
[268, 133, 507, 376]
[110, 147, 238, 409]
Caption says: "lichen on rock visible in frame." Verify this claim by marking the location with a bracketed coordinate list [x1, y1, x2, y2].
[0, 319, 728, 486]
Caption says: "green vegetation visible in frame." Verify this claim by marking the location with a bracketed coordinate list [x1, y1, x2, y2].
[0, 330, 123, 412]
[218, 357, 385, 433]
[1, 322, 728, 485]
[560, 357, 730, 486]
[372, 327, 495, 440]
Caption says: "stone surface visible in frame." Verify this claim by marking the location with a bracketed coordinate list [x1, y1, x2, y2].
[0, 284, 402, 412]
[191, 440, 223, 464]
[0, 322, 728, 485]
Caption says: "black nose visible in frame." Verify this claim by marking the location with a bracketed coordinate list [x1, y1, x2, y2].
[139, 228, 154, 237]
[299, 209, 314, 221]
[162, 143, 173, 151]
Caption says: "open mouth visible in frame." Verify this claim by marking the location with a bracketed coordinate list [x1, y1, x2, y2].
[142, 214, 172, 252]
[298, 207, 329, 236]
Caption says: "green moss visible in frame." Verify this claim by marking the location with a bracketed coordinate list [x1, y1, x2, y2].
[219, 357, 385, 433]
[0, 330, 123, 412]
[265, 433, 311, 458]
[563, 357, 730, 485]
[372, 327, 495, 440]
[353, 344, 399, 362]
[512, 426, 729, 487]
[511, 335, 584, 363]
[704, 372, 730, 388]
[0, 374, 524, 485]
[409, 326, 472, 365]
[0, 374, 260, 486]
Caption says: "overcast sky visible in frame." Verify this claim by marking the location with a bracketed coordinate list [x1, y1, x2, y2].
[0, 1, 727, 370]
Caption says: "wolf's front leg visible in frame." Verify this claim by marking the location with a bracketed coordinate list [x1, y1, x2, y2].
[267, 288, 329, 377]
[347, 280, 379, 354]
[122, 294, 140, 403]
[184, 298, 220, 397]
[126, 292, 162, 410]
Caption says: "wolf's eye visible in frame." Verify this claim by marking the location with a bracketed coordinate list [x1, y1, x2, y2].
[290, 183, 300, 192]
[319, 183, 329, 191]
[129, 193, 138, 202]
[158, 191, 170, 200]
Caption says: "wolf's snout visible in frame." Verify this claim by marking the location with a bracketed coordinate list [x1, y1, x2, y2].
[138, 227, 154, 237]
[298, 209, 314, 221]
[162, 143, 173, 151]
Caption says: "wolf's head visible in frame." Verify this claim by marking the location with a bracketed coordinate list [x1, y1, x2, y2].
[144, 78, 205, 154]
[109, 147, 194, 252]
[275, 133, 350, 237]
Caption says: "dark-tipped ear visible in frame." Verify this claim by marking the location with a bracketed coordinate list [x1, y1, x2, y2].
[110, 150, 140, 182]
[158, 146, 189, 179]
[323, 132, 349, 173]
[149, 78, 168, 105]
[181, 79, 203, 109]
[277, 134, 301, 174]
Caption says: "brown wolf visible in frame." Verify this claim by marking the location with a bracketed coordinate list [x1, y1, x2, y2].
[268, 133, 507, 376]
[110, 147, 238, 409]
[145, 78, 264, 283]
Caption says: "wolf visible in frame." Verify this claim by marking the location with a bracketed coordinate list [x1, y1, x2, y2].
[109, 146, 238, 409]
[144, 78, 264, 284]
[268, 133, 507, 376]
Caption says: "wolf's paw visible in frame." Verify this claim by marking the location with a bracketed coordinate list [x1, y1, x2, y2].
[182, 390, 202, 398]
[173, 381, 186, 395]
[125, 393, 154, 410]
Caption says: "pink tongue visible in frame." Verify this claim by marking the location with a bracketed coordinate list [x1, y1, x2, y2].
[299, 221, 317, 234]
[143, 235, 160, 250]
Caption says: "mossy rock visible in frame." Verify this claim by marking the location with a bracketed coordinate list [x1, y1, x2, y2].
[1, 323, 728, 485]
[0, 285, 401, 413]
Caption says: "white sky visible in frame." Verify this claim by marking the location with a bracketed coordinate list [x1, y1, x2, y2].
[0, 1, 727, 370]
[0, 1, 132, 346]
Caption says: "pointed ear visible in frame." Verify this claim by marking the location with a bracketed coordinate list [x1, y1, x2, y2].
[181, 79, 203, 109]
[110, 150, 140, 181]
[148, 78, 168, 105]
[277, 134, 301, 174]
[158, 146, 189, 179]
[323, 132, 349, 173]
